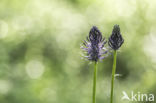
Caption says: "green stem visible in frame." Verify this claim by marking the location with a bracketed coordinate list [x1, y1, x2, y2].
[93, 62, 97, 103]
[110, 50, 117, 103]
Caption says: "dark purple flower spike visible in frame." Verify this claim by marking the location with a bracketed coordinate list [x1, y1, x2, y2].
[109, 25, 124, 103]
[81, 26, 108, 62]
[108, 25, 124, 50]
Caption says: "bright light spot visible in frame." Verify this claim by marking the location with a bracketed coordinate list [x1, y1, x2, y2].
[40, 88, 57, 102]
[0, 80, 11, 94]
[26, 60, 45, 79]
[144, 32, 156, 63]
[114, 0, 136, 17]
[12, 16, 32, 32]
[0, 21, 8, 38]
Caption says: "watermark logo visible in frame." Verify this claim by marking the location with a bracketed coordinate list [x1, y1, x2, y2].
[122, 91, 154, 102]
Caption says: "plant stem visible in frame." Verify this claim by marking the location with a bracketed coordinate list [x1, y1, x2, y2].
[110, 50, 117, 103]
[93, 62, 97, 103]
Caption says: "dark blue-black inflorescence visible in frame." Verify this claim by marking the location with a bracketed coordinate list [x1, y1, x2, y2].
[108, 25, 124, 50]
[81, 26, 108, 62]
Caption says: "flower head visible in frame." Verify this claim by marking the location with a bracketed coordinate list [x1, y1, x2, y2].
[81, 26, 107, 62]
[108, 25, 124, 50]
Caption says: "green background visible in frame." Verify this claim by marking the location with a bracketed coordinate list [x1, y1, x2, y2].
[0, 0, 156, 103]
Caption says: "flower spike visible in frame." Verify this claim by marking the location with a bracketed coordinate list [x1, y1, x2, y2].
[81, 26, 108, 62]
[108, 25, 124, 50]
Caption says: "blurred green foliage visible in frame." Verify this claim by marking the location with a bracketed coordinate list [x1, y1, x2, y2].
[0, 0, 156, 103]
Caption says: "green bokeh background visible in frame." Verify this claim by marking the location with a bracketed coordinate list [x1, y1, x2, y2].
[0, 0, 156, 103]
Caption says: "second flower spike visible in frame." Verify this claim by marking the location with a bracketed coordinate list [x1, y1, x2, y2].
[108, 25, 124, 50]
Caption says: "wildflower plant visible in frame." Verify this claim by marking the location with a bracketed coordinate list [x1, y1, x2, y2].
[109, 24, 124, 103]
[81, 26, 107, 103]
